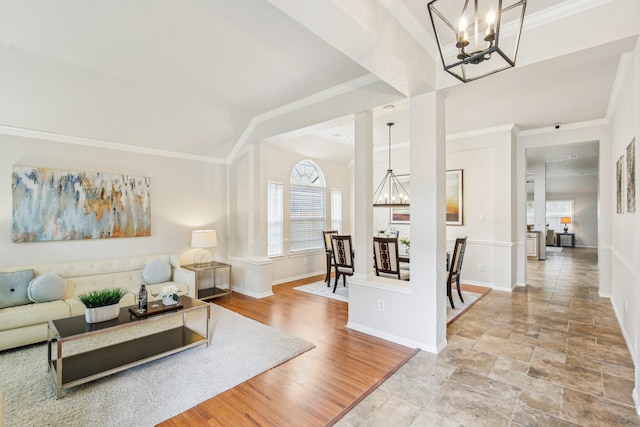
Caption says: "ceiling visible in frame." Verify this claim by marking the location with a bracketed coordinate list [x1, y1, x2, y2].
[0, 0, 638, 170]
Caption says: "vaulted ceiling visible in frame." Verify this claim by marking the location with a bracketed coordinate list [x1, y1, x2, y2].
[1, 0, 638, 165]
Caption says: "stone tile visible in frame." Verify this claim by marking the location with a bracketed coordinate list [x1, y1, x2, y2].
[566, 336, 634, 369]
[474, 334, 535, 363]
[436, 344, 498, 376]
[336, 387, 392, 426]
[493, 356, 530, 375]
[532, 347, 567, 364]
[565, 354, 635, 380]
[360, 394, 423, 427]
[603, 373, 636, 407]
[447, 334, 477, 348]
[413, 379, 515, 427]
[512, 403, 580, 427]
[528, 357, 604, 396]
[489, 366, 562, 398]
[449, 368, 521, 403]
[560, 387, 640, 426]
[518, 388, 562, 416]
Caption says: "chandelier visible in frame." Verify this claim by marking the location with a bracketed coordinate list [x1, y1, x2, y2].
[428, 0, 527, 83]
[373, 123, 410, 208]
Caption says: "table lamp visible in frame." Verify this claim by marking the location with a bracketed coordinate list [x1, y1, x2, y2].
[191, 229, 217, 266]
[560, 217, 571, 233]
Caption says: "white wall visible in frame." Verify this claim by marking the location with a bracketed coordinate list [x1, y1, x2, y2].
[608, 44, 639, 406]
[228, 142, 352, 285]
[0, 134, 227, 268]
[445, 127, 517, 291]
[546, 192, 598, 247]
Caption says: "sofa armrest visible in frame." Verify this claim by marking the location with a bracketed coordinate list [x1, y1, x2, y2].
[172, 267, 196, 298]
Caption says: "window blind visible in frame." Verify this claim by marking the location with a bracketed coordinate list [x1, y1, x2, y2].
[289, 185, 325, 251]
[331, 189, 342, 233]
[267, 182, 284, 257]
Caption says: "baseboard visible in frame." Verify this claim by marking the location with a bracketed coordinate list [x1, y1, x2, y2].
[232, 288, 274, 299]
[272, 270, 325, 286]
[346, 321, 446, 353]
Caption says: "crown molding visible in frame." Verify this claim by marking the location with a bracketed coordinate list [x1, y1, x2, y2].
[226, 74, 380, 163]
[379, 0, 437, 55]
[606, 52, 633, 121]
[0, 125, 226, 164]
[447, 124, 517, 141]
[517, 118, 609, 137]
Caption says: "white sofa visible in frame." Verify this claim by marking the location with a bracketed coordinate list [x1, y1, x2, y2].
[0, 253, 195, 351]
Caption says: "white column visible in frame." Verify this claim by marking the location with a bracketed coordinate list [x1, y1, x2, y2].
[410, 92, 447, 351]
[353, 111, 374, 278]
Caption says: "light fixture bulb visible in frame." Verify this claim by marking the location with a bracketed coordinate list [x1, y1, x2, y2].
[486, 8, 496, 26]
[458, 16, 467, 32]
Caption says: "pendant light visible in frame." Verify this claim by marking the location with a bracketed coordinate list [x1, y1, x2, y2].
[373, 123, 410, 207]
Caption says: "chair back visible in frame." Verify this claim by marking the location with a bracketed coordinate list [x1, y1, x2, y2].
[331, 235, 354, 270]
[449, 237, 468, 279]
[373, 237, 403, 279]
[323, 230, 338, 252]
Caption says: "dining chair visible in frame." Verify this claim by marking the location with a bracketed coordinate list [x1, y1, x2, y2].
[323, 230, 338, 286]
[373, 237, 410, 280]
[330, 234, 354, 293]
[447, 236, 467, 308]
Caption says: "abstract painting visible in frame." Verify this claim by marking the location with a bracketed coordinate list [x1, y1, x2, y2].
[12, 166, 151, 242]
[627, 138, 635, 213]
[446, 169, 463, 225]
[616, 155, 624, 214]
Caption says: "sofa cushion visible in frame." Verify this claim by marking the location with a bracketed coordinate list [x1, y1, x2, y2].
[0, 300, 70, 331]
[28, 273, 66, 303]
[0, 269, 34, 309]
[142, 260, 171, 284]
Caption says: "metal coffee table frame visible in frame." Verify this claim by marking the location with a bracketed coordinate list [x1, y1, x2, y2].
[47, 295, 210, 398]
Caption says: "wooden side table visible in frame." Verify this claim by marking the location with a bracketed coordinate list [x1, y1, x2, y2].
[183, 262, 232, 302]
[557, 233, 575, 248]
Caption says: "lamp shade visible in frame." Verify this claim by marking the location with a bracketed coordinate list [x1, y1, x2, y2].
[191, 230, 217, 248]
[560, 217, 572, 225]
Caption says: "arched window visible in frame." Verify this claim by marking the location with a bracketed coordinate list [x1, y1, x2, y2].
[289, 160, 326, 251]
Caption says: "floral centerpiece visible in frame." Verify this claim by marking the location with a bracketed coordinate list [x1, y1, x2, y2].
[162, 284, 181, 306]
[399, 236, 410, 254]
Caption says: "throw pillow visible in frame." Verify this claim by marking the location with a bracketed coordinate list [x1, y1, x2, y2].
[142, 260, 171, 284]
[0, 269, 35, 309]
[28, 272, 66, 303]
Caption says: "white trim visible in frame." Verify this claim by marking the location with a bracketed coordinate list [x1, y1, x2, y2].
[606, 52, 634, 121]
[517, 119, 609, 137]
[0, 125, 226, 164]
[610, 246, 637, 276]
[610, 294, 636, 366]
[379, 0, 437, 54]
[447, 124, 517, 141]
[524, 0, 615, 32]
[226, 74, 380, 163]
[232, 288, 274, 299]
[227, 255, 273, 266]
[633, 388, 640, 415]
[346, 321, 447, 353]
[271, 270, 325, 286]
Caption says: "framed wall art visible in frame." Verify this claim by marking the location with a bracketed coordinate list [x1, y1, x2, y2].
[12, 166, 151, 242]
[627, 137, 636, 213]
[617, 155, 624, 214]
[446, 169, 463, 225]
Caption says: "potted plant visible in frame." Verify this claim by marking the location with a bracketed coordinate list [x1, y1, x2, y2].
[78, 287, 128, 323]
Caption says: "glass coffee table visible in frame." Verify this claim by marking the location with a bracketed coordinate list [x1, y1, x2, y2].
[47, 295, 210, 398]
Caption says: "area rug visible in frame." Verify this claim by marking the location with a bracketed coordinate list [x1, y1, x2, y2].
[294, 280, 348, 302]
[0, 305, 315, 427]
[447, 290, 483, 324]
[294, 281, 483, 324]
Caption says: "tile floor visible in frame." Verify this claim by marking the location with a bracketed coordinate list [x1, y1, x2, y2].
[337, 248, 640, 426]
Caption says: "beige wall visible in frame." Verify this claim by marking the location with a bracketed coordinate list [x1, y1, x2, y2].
[0, 134, 227, 268]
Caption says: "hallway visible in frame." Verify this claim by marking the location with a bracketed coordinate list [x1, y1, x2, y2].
[337, 248, 640, 426]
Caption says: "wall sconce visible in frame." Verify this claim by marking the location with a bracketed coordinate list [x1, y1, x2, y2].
[191, 229, 217, 266]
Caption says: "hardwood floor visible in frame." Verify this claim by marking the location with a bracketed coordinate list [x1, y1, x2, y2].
[158, 275, 418, 426]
